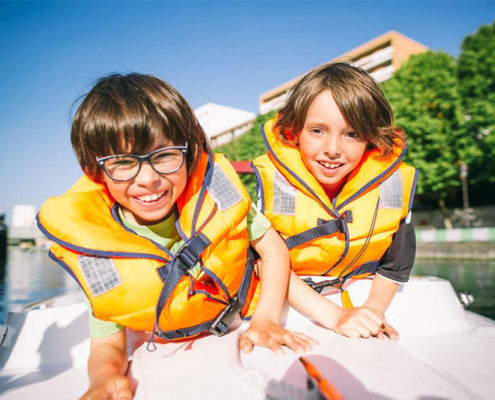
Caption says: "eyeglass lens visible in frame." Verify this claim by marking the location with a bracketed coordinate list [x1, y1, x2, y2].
[104, 148, 184, 180]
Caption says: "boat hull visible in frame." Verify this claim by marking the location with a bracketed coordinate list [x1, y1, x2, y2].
[0, 277, 494, 399]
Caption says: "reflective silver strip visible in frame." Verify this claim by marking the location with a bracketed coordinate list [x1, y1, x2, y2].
[379, 169, 403, 209]
[208, 164, 242, 211]
[78, 255, 122, 296]
[273, 170, 296, 216]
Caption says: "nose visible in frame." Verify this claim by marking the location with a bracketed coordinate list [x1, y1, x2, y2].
[323, 133, 342, 158]
[134, 162, 161, 187]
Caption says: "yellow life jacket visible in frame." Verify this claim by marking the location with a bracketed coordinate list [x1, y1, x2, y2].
[37, 152, 258, 340]
[252, 117, 417, 282]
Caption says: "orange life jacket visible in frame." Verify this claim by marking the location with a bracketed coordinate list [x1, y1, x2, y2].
[38, 153, 258, 340]
[252, 117, 417, 281]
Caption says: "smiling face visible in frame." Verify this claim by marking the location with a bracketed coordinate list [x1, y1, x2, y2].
[101, 140, 188, 226]
[298, 90, 368, 199]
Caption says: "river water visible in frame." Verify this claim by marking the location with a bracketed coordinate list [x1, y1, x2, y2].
[1, 247, 494, 324]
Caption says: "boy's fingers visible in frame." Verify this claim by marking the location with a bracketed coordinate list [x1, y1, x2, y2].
[383, 324, 399, 340]
[350, 322, 371, 338]
[292, 331, 319, 345]
[240, 330, 284, 354]
[363, 308, 385, 326]
[264, 335, 284, 355]
[342, 327, 361, 339]
[281, 332, 304, 353]
[290, 334, 313, 352]
[239, 335, 254, 353]
[293, 332, 318, 351]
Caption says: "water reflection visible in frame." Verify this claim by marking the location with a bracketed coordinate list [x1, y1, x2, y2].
[0, 247, 79, 323]
[412, 259, 495, 320]
[0, 248, 494, 324]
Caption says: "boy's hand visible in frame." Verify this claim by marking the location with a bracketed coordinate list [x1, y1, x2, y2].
[80, 372, 133, 400]
[375, 321, 399, 340]
[332, 306, 386, 339]
[239, 319, 317, 355]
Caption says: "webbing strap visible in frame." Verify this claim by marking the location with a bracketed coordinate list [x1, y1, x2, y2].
[341, 261, 379, 280]
[303, 260, 378, 294]
[153, 233, 210, 339]
[158, 320, 212, 341]
[236, 248, 255, 305]
[209, 248, 256, 336]
[285, 210, 352, 250]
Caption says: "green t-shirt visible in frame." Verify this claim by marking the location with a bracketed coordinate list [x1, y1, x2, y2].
[86, 203, 270, 338]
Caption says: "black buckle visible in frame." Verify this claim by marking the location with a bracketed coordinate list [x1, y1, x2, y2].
[209, 295, 242, 337]
[177, 245, 199, 269]
[308, 277, 343, 293]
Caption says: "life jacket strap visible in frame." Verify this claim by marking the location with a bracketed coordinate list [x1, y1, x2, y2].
[208, 295, 243, 336]
[304, 260, 379, 293]
[209, 247, 256, 336]
[152, 244, 256, 341]
[285, 210, 352, 250]
[154, 233, 211, 340]
[340, 261, 379, 281]
[304, 276, 344, 293]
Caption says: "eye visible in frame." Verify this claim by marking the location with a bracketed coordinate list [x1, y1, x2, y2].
[153, 149, 182, 163]
[345, 131, 359, 139]
[107, 157, 137, 169]
[154, 151, 175, 160]
[310, 128, 325, 135]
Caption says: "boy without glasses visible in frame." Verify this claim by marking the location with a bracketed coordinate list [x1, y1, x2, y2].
[253, 63, 417, 340]
[38, 73, 314, 399]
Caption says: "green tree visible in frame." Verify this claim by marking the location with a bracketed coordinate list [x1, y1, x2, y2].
[382, 51, 480, 213]
[458, 21, 495, 187]
[216, 110, 276, 197]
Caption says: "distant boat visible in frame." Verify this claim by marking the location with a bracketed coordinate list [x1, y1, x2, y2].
[0, 276, 494, 399]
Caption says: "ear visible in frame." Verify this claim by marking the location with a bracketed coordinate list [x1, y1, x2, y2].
[283, 128, 299, 146]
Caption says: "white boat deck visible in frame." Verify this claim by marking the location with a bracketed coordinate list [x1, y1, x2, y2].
[1, 277, 494, 399]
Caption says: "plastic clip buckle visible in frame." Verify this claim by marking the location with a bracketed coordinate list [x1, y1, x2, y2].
[177, 246, 199, 269]
[309, 277, 343, 293]
[209, 295, 242, 337]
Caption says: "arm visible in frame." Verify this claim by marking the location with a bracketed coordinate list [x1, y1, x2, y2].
[80, 329, 133, 400]
[240, 227, 316, 354]
[365, 216, 417, 339]
[365, 274, 399, 313]
[287, 271, 384, 339]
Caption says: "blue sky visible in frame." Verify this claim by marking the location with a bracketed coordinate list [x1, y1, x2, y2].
[1, 0, 494, 224]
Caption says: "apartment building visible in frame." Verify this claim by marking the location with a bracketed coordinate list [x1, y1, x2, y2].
[195, 103, 256, 148]
[259, 31, 428, 114]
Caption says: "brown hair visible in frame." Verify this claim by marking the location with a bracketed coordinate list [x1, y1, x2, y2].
[275, 62, 399, 156]
[71, 73, 209, 182]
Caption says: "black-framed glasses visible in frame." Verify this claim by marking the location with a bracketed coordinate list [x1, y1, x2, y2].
[96, 143, 188, 181]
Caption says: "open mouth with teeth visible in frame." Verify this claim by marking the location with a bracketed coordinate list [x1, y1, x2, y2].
[135, 191, 167, 203]
[317, 161, 344, 170]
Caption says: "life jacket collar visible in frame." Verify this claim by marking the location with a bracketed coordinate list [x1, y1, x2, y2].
[261, 117, 406, 212]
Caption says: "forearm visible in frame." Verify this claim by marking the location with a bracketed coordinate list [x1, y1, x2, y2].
[287, 271, 342, 329]
[251, 228, 290, 323]
[87, 330, 128, 386]
[364, 274, 399, 313]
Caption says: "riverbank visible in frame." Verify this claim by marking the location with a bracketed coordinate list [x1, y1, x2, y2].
[417, 241, 495, 260]
[416, 227, 495, 260]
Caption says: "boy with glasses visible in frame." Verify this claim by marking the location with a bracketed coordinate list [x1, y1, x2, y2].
[38, 73, 314, 399]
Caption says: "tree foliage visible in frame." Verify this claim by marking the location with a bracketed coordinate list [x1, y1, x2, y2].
[458, 21, 495, 186]
[215, 22, 495, 208]
[216, 110, 276, 197]
[382, 51, 480, 207]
